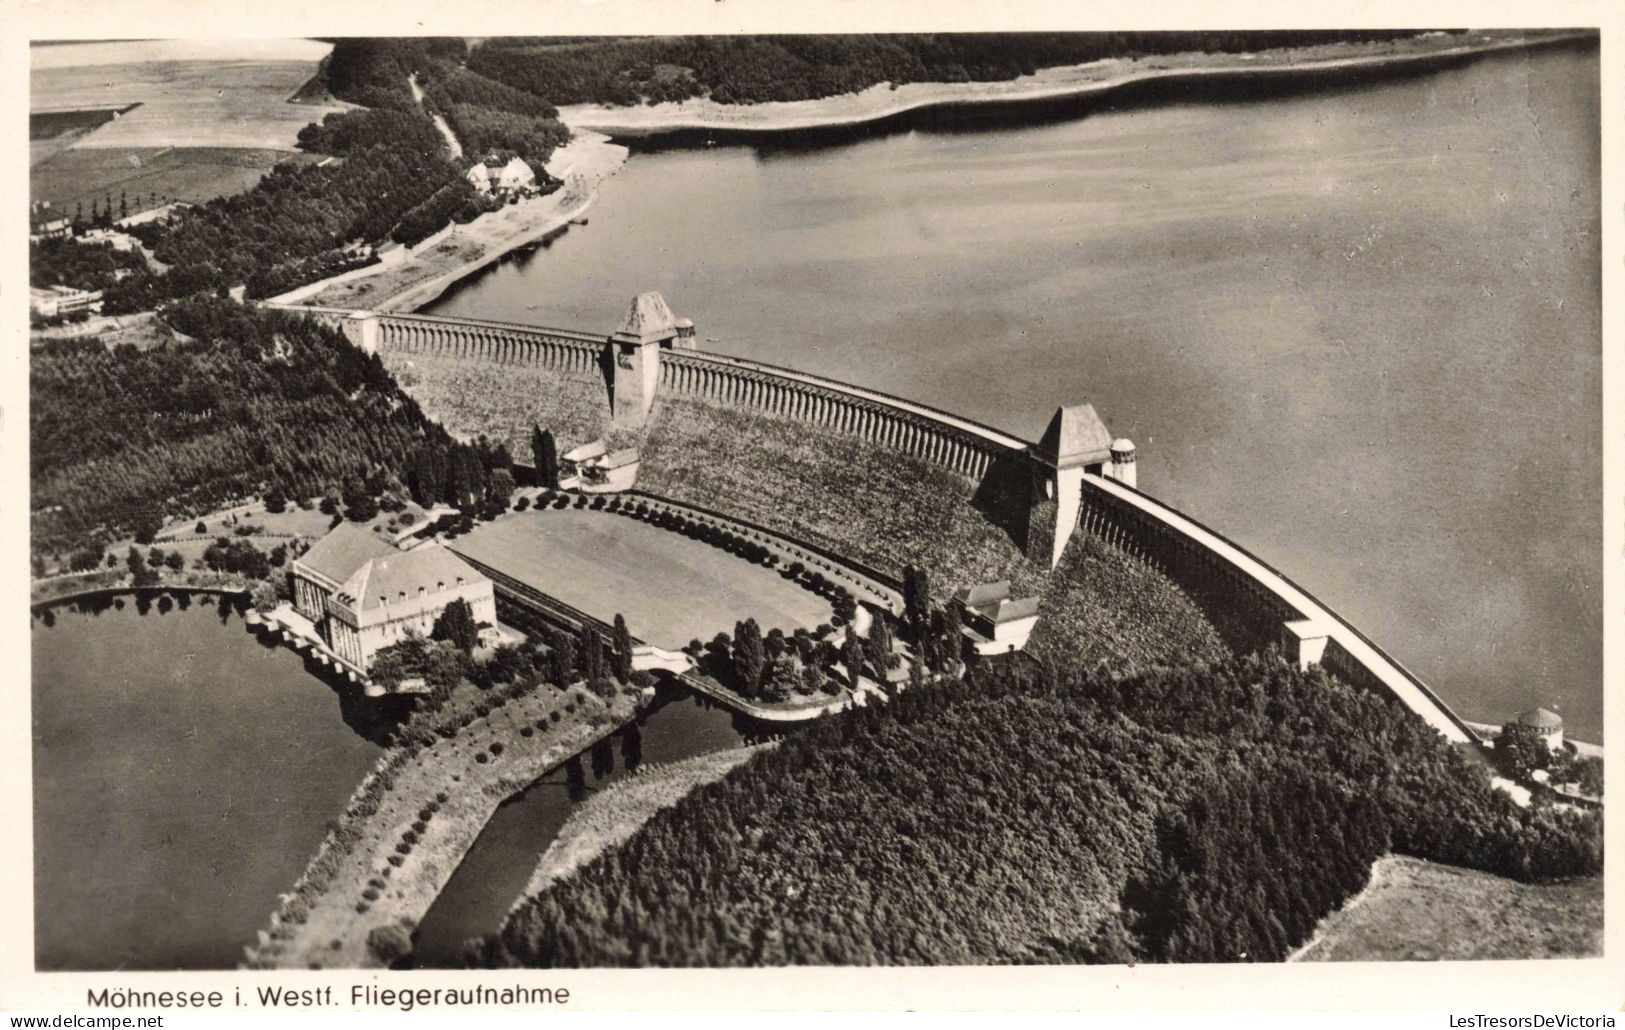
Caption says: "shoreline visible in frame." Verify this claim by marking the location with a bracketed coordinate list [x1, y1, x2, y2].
[503, 743, 771, 920]
[291, 130, 628, 313]
[275, 31, 1594, 318]
[559, 30, 1592, 138]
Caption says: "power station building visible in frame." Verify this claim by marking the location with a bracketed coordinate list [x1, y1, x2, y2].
[290, 523, 495, 676]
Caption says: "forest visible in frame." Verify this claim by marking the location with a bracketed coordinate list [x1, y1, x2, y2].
[484, 653, 1600, 966]
[466, 31, 1433, 107]
[30, 299, 448, 555]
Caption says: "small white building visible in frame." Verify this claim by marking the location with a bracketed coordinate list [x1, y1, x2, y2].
[495, 156, 536, 193]
[465, 163, 494, 194]
[29, 284, 103, 318]
[954, 580, 1041, 655]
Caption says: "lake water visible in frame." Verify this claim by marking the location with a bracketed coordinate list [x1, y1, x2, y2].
[428, 44, 1602, 740]
[31, 596, 381, 970]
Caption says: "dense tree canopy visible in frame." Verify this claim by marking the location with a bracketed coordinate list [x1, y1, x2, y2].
[466, 31, 1431, 107]
[484, 653, 1599, 967]
[30, 299, 449, 553]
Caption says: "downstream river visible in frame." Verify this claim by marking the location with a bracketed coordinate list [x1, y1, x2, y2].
[428, 44, 1602, 739]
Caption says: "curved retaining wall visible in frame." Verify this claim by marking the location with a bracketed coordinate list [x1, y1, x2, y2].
[1078, 473, 1477, 745]
[271, 306, 1030, 481]
[656, 350, 1025, 481]
[273, 303, 1480, 747]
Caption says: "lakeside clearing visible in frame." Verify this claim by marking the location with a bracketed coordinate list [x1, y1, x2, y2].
[1289, 855, 1603, 962]
[557, 30, 1586, 137]
[296, 131, 627, 312]
[507, 744, 771, 915]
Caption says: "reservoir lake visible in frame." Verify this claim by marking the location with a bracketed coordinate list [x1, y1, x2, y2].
[427, 44, 1603, 739]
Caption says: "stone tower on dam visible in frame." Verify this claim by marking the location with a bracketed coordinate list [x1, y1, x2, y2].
[607, 292, 696, 429]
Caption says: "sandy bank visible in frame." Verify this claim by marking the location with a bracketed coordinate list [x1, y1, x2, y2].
[506, 743, 771, 917]
[559, 31, 1589, 137]
[300, 130, 627, 312]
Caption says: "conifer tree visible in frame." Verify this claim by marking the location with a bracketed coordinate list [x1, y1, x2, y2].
[611, 613, 633, 683]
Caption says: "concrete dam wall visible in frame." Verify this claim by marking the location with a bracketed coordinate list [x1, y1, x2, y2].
[272, 300, 1480, 749]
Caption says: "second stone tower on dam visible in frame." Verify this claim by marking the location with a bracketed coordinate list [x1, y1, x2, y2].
[326, 290, 1137, 570]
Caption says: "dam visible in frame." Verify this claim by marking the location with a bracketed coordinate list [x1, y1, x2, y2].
[272, 296, 1482, 749]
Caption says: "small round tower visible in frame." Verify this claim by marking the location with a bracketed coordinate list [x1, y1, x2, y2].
[1517, 707, 1564, 753]
[674, 317, 697, 349]
[1109, 438, 1137, 490]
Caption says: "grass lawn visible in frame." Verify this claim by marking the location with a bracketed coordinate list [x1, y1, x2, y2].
[1295, 855, 1602, 961]
[450, 508, 832, 649]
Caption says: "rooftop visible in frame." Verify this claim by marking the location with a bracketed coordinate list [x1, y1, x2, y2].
[1518, 707, 1563, 730]
[293, 522, 397, 586]
[341, 543, 485, 612]
[612, 291, 681, 345]
[1035, 404, 1114, 469]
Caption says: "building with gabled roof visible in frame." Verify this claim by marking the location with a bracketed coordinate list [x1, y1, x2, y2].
[291, 523, 494, 679]
[953, 580, 1041, 655]
[495, 156, 536, 192]
[465, 163, 493, 193]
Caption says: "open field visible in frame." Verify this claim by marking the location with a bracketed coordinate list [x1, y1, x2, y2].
[31, 146, 328, 213]
[30, 38, 347, 208]
[31, 39, 346, 149]
[451, 508, 832, 649]
[1293, 855, 1603, 962]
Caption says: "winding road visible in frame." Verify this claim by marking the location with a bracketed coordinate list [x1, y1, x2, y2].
[407, 72, 463, 159]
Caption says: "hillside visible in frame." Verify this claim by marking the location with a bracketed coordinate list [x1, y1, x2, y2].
[30, 298, 449, 555]
[467, 31, 1430, 107]
[482, 655, 1602, 966]
[1294, 856, 1602, 962]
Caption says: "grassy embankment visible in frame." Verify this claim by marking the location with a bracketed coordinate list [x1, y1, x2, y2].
[247, 682, 639, 970]
[385, 359, 1226, 669]
[510, 744, 773, 910]
[1293, 855, 1602, 962]
[635, 395, 1035, 595]
[380, 349, 610, 461]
